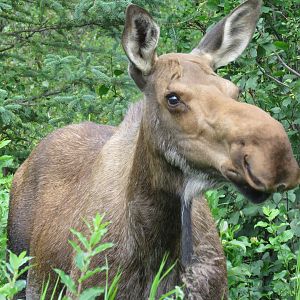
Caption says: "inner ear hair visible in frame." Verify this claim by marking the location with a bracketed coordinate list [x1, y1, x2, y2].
[122, 5, 160, 76]
[192, 0, 262, 69]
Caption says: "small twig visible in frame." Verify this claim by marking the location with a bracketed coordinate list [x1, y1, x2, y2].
[10, 87, 71, 106]
[276, 54, 300, 78]
[257, 65, 289, 88]
[0, 44, 14, 52]
[0, 30, 36, 52]
[0, 21, 113, 36]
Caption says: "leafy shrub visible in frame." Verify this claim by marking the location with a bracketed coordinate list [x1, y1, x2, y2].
[0, 140, 13, 271]
[207, 189, 300, 300]
[0, 251, 32, 300]
[53, 214, 118, 300]
[0, 213, 184, 299]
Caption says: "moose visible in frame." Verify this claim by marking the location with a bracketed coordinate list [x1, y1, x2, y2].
[8, 0, 300, 299]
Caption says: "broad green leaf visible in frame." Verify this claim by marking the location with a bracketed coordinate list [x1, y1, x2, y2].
[255, 221, 269, 228]
[14, 280, 26, 292]
[274, 41, 289, 51]
[96, 84, 110, 97]
[75, 252, 85, 271]
[279, 230, 294, 243]
[228, 240, 247, 254]
[92, 243, 113, 256]
[79, 267, 107, 283]
[0, 140, 10, 149]
[54, 269, 76, 294]
[70, 229, 90, 250]
[113, 69, 123, 76]
[79, 287, 104, 300]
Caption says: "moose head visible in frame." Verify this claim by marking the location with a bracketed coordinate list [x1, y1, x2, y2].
[122, 0, 300, 204]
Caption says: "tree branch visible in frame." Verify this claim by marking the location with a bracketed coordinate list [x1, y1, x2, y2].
[39, 41, 104, 53]
[11, 87, 71, 106]
[276, 54, 300, 78]
[0, 20, 113, 36]
[0, 44, 14, 52]
[258, 65, 289, 88]
[0, 30, 36, 52]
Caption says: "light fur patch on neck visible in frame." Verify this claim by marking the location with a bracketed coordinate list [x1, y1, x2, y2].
[164, 147, 217, 205]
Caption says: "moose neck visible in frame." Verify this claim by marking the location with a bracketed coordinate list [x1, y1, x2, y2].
[124, 109, 205, 265]
[126, 121, 183, 260]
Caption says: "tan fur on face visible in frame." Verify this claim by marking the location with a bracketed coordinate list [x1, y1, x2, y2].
[148, 53, 299, 192]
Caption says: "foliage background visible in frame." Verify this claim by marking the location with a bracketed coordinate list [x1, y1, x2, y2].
[0, 0, 299, 299]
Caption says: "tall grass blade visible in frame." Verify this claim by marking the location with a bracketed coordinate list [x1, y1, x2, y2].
[149, 254, 177, 300]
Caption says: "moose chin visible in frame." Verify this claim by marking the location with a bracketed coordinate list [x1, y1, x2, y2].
[8, 1, 300, 299]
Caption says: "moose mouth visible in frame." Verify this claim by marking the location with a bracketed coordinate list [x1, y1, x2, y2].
[232, 181, 271, 203]
[222, 168, 271, 203]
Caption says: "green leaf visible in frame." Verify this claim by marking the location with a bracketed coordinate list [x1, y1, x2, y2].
[14, 280, 26, 292]
[227, 240, 247, 254]
[9, 251, 21, 271]
[18, 264, 33, 277]
[79, 287, 104, 300]
[279, 230, 294, 243]
[250, 48, 257, 58]
[113, 69, 123, 76]
[256, 243, 272, 253]
[96, 84, 110, 97]
[70, 229, 90, 250]
[92, 243, 113, 256]
[243, 205, 258, 216]
[106, 270, 122, 300]
[290, 219, 300, 237]
[75, 252, 85, 272]
[91, 69, 110, 83]
[261, 6, 272, 13]
[287, 190, 296, 202]
[274, 41, 289, 51]
[0, 3, 12, 10]
[54, 269, 76, 294]
[79, 267, 107, 283]
[255, 221, 269, 228]
[0, 140, 10, 149]
[273, 193, 282, 203]
[90, 230, 103, 247]
[149, 254, 177, 299]
[268, 209, 280, 221]
[68, 240, 82, 254]
[271, 107, 281, 114]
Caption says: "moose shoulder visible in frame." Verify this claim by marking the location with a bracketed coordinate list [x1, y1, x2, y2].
[8, 1, 300, 299]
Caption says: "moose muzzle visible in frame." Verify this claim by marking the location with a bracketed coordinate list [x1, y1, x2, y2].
[220, 102, 300, 203]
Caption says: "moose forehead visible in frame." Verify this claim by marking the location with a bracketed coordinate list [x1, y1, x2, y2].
[152, 53, 239, 100]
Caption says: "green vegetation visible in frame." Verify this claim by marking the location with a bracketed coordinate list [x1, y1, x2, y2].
[0, 211, 184, 300]
[0, 0, 299, 299]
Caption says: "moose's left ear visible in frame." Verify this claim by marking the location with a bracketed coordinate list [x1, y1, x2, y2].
[122, 5, 160, 76]
[192, 0, 262, 69]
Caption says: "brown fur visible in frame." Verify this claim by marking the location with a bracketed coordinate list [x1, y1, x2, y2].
[8, 2, 300, 300]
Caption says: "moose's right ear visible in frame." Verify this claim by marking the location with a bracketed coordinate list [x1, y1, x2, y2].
[122, 5, 160, 90]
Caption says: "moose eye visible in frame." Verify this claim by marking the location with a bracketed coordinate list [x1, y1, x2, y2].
[166, 93, 180, 107]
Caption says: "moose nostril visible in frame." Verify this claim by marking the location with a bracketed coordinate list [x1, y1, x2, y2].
[243, 155, 251, 172]
[238, 139, 245, 146]
[243, 155, 265, 189]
